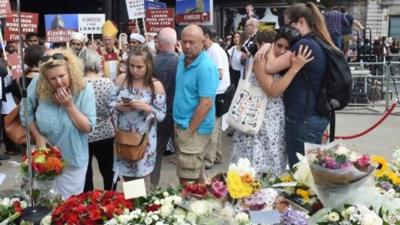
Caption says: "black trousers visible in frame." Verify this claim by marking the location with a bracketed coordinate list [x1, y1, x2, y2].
[84, 137, 115, 191]
[230, 68, 241, 91]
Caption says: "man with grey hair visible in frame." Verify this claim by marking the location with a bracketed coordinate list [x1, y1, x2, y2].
[151, 27, 179, 185]
[243, 18, 259, 56]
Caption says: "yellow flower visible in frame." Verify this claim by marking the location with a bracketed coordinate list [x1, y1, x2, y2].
[371, 155, 388, 171]
[241, 173, 254, 184]
[280, 175, 293, 183]
[227, 171, 253, 199]
[296, 188, 310, 202]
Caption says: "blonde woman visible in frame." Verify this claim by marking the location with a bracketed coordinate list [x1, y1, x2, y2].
[21, 48, 96, 199]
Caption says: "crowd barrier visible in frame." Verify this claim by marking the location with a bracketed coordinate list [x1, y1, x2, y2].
[345, 61, 400, 112]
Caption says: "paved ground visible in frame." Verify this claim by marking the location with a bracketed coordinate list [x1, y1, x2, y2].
[1, 106, 399, 192]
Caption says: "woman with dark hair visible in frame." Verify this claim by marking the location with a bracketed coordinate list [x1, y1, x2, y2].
[282, 2, 332, 166]
[231, 30, 313, 177]
[227, 32, 243, 90]
[108, 46, 166, 183]
[11, 44, 45, 103]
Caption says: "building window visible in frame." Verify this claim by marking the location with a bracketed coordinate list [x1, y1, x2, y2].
[389, 16, 400, 39]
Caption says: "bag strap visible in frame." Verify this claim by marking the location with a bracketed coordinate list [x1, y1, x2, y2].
[242, 56, 255, 81]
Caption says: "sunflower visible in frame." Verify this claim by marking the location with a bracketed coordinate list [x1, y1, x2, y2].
[371, 155, 388, 172]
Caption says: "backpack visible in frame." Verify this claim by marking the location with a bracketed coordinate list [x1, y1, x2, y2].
[311, 36, 353, 117]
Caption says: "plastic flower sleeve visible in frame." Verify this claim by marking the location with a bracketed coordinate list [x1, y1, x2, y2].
[304, 142, 375, 208]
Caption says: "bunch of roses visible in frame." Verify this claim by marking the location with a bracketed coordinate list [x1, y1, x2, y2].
[318, 204, 383, 225]
[0, 197, 27, 225]
[21, 146, 64, 180]
[105, 208, 194, 225]
[226, 158, 260, 199]
[51, 190, 134, 225]
[105, 192, 192, 225]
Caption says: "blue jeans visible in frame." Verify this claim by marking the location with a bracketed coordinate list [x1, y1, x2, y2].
[285, 116, 329, 167]
[331, 34, 342, 49]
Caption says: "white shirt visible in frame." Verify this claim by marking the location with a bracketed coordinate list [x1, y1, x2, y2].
[206, 43, 230, 94]
[2, 74, 16, 114]
[227, 46, 243, 71]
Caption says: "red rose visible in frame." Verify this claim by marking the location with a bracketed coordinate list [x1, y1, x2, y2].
[145, 204, 161, 212]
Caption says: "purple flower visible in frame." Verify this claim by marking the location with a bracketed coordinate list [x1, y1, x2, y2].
[325, 157, 338, 169]
[379, 181, 393, 191]
[281, 208, 309, 225]
[210, 181, 227, 199]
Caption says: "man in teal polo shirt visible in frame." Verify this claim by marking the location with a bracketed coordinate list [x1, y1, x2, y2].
[173, 24, 219, 184]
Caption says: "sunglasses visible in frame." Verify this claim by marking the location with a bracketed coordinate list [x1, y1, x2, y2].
[40, 53, 66, 63]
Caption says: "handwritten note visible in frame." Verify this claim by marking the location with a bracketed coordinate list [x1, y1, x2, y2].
[122, 178, 147, 199]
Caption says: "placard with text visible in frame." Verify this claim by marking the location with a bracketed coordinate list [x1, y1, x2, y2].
[5, 12, 39, 41]
[145, 9, 174, 33]
[126, 0, 145, 20]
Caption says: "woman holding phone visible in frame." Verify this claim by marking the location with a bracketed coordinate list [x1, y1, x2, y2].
[108, 46, 166, 184]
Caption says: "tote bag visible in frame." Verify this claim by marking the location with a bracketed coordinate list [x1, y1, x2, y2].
[226, 57, 268, 135]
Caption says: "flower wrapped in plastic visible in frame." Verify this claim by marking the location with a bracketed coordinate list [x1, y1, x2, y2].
[304, 142, 375, 207]
[21, 146, 64, 180]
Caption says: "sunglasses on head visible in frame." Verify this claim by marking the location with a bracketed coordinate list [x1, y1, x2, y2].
[40, 53, 66, 63]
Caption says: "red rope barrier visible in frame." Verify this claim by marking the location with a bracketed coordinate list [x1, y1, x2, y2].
[324, 101, 398, 140]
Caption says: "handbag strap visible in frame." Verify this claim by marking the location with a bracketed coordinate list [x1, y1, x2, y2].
[242, 56, 255, 81]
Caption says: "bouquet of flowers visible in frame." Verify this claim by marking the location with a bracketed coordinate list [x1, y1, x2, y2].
[305, 142, 375, 207]
[50, 190, 134, 225]
[21, 146, 64, 180]
[371, 151, 400, 197]
[0, 197, 27, 225]
[269, 171, 322, 215]
[226, 158, 260, 199]
[315, 203, 385, 225]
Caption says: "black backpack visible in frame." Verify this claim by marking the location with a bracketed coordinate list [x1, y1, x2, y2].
[305, 36, 352, 142]
[311, 36, 353, 117]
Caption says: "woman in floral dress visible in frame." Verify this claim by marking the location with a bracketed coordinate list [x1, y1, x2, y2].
[231, 31, 313, 177]
[108, 46, 166, 182]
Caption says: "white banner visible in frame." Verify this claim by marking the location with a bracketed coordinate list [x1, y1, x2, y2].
[78, 14, 105, 34]
[125, 0, 145, 20]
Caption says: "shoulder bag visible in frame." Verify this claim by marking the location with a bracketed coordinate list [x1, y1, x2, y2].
[226, 57, 268, 135]
[4, 79, 36, 144]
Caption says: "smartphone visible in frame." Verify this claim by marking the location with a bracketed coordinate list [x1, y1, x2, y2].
[121, 97, 132, 103]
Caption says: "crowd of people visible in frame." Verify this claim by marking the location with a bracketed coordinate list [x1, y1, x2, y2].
[0, 2, 349, 199]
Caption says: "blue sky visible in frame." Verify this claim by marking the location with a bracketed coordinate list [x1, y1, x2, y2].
[44, 14, 78, 31]
[176, 0, 211, 14]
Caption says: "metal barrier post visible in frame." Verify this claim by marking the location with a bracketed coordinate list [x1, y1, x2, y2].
[385, 63, 391, 110]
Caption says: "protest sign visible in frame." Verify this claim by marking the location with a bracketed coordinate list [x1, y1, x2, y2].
[5, 12, 39, 41]
[45, 14, 78, 43]
[0, 0, 11, 18]
[175, 0, 213, 25]
[145, 9, 174, 33]
[78, 14, 105, 34]
[126, 0, 145, 20]
[8, 53, 22, 80]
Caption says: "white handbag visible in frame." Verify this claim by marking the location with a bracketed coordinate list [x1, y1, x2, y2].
[226, 57, 268, 135]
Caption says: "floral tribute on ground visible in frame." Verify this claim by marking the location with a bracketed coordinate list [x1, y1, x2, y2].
[4, 143, 400, 225]
[21, 146, 64, 180]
